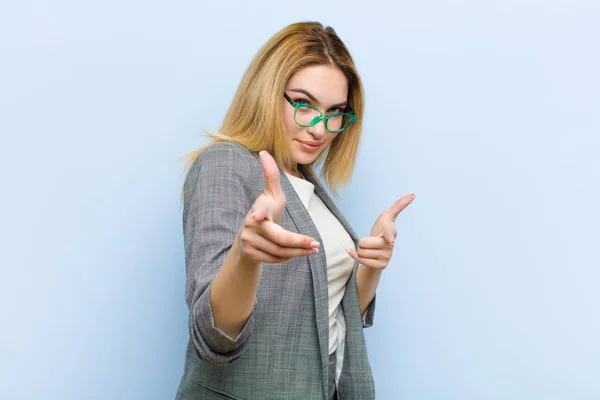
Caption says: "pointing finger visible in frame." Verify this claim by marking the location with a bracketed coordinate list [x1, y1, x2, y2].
[385, 194, 415, 221]
[259, 150, 284, 200]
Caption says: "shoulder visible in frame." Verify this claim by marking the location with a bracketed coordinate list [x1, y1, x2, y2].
[194, 142, 258, 171]
[186, 142, 263, 180]
[184, 142, 263, 194]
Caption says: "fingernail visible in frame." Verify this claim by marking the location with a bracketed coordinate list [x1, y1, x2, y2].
[311, 241, 320, 248]
[312, 248, 319, 254]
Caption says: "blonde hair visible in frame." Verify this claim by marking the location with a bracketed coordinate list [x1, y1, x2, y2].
[180, 21, 364, 200]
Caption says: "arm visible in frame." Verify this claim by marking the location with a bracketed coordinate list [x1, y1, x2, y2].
[349, 194, 416, 327]
[356, 264, 379, 328]
[210, 235, 262, 339]
[356, 264, 381, 316]
[183, 143, 259, 364]
[183, 144, 319, 364]
[209, 149, 319, 339]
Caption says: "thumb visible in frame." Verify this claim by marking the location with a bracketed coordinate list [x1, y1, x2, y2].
[378, 223, 396, 245]
[251, 194, 276, 222]
[260, 150, 283, 199]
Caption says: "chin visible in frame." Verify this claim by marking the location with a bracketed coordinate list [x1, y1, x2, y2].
[292, 151, 320, 166]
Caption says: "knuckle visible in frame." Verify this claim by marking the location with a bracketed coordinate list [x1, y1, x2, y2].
[239, 231, 252, 244]
[245, 248, 257, 259]
[274, 246, 286, 258]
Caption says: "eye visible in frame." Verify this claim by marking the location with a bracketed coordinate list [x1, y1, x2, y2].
[327, 107, 344, 114]
[294, 98, 314, 113]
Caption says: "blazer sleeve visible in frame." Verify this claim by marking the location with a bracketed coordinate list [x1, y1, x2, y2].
[362, 294, 376, 328]
[182, 142, 259, 365]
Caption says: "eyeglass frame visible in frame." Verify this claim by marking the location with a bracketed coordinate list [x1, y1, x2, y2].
[283, 92, 358, 134]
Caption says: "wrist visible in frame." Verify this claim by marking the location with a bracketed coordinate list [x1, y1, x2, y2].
[359, 263, 383, 276]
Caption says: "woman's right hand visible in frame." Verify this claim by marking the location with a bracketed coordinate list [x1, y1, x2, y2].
[236, 150, 320, 264]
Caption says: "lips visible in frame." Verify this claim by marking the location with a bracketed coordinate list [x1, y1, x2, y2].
[296, 140, 322, 153]
[298, 140, 321, 147]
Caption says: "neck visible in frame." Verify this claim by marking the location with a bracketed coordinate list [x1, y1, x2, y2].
[285, 166, 304, 180]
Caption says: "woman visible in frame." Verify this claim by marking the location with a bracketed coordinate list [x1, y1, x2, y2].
[177, 21, 414, 400]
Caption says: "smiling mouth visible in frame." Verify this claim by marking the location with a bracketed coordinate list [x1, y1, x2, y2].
[296, 141, 323, 154]
[298, 141, 321, 147]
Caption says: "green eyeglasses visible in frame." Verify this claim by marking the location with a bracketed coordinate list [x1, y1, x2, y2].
[284, 92, 358, 134]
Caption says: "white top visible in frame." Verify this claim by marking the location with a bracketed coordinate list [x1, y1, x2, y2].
[284, 172, 356, 370]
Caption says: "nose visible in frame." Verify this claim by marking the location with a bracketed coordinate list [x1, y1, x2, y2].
[307, 117, 326, 139]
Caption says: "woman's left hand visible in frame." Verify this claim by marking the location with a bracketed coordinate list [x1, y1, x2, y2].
[346, 194, 415, 270]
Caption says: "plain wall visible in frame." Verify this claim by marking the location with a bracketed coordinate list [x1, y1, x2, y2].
[1, 1, 598, 399]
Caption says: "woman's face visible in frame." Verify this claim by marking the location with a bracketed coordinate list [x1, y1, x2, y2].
[283, 64, 349, 166]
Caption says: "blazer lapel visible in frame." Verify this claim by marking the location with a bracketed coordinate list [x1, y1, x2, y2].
[300, 165, 359, 245]
[278, 167, 330, 399]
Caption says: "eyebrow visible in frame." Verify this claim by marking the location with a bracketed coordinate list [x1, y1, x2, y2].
[288, 88, 348, 108]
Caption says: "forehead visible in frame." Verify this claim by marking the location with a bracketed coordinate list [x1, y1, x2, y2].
[286, 65, 348, 102]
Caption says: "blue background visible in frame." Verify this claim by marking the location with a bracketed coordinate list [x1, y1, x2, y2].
[1, 1, 598, 399]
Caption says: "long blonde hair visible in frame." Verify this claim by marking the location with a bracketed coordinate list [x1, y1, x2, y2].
[180, 21, 365, 199]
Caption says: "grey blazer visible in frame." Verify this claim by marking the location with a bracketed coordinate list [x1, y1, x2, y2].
[176, 142, 376, 400]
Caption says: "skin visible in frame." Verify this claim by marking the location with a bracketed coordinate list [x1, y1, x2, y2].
[210, 64, 415, 339]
